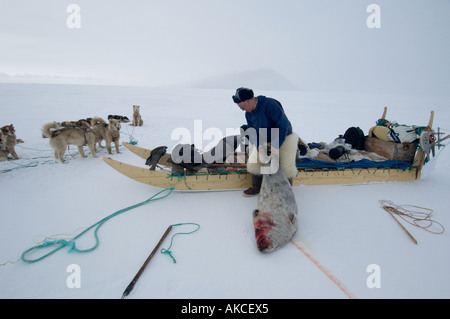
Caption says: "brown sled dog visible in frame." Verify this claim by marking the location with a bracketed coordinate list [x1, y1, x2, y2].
[1, 124, 23, 161]
[41, 122, 98, 163]
[129, 105, 143, 126]
[91, 117, 121, 155]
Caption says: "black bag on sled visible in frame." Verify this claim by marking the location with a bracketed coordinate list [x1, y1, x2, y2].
[343, 127, 365, 150]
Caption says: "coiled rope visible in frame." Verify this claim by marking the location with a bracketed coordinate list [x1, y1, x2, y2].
[380, 200, 444, 234]
[379, 200, 444, 244]
[21, 185, 177, 264]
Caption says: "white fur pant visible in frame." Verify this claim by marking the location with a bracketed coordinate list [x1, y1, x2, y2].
[246, 132, 299, 178]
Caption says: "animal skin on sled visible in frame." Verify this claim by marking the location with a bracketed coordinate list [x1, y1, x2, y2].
[252, 167, 298, 253]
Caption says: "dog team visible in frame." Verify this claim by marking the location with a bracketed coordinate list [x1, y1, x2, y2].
[1, 105, 143, 163]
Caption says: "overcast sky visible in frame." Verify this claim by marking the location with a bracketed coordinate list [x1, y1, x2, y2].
[0, 0, 449, 95]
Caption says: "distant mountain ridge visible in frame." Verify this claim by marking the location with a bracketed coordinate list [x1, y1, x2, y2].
[182, 68, 300, 91]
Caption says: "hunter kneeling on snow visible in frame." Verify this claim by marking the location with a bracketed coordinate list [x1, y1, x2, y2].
[232, 87, 299, 197]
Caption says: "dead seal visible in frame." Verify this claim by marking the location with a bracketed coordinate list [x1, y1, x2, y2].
[252, 167, 298, 253]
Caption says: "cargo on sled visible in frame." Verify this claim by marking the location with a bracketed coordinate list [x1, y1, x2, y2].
[103, 108, 445, 191]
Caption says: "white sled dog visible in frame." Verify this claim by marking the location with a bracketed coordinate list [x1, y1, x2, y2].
[41, 122, 98, 163]
[130, 105, 143, 126]
[91, 117, 121, 155]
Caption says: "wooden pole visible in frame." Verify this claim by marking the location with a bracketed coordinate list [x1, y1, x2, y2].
[383, 207, 418, 245]
[121, 225, 173, 299]
[381, 106, 388, 120]
[409, 110, 435, 180]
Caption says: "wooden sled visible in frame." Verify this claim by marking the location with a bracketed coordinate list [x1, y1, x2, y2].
[103, 108, 435, 191]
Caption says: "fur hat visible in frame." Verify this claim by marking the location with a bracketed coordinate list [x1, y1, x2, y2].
[232, 87, 254, 103]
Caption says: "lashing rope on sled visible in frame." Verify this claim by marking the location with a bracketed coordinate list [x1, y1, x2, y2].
[20, 181, 188, 264]
[167, 170, 249, 190]
[169, 170, 248, 179]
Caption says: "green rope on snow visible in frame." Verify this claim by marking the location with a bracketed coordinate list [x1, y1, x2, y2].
[160, 223, 200, 264]
[128, 137, 138, 145]
[0, 160, 40, 173]
[20, 186, 176, 264]
[121, 126, 138, 145]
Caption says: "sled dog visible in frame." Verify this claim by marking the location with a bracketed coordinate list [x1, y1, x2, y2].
[1, 124, 23, 161]
[108, 115, 130, 123]
[60, 119, 92, 128]
[130, 105, 143, 126]
[92, 117, 121, 154]
[41, 121, 62, 138]
[42, 122, 97, 163]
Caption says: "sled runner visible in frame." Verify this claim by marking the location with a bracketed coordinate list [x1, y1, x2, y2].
[103, 108, 441, 191]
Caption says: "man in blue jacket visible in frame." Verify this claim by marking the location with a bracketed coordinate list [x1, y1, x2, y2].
[232, 87, 298, 196]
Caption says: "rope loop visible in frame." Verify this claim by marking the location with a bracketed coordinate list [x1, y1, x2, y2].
[160, 223, 201, 263]
[20, 185, 178, 264]
[160, 249, 176, 263]
[379, 200, 445, 235]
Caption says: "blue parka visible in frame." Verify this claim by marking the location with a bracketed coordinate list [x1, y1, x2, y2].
[245, 96, 293, 148]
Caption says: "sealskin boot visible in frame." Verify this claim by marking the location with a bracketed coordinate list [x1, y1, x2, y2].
[242, 175, 263, 197]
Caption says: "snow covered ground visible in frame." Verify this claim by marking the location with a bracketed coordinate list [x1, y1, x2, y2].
[1, 83, 449, 299]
